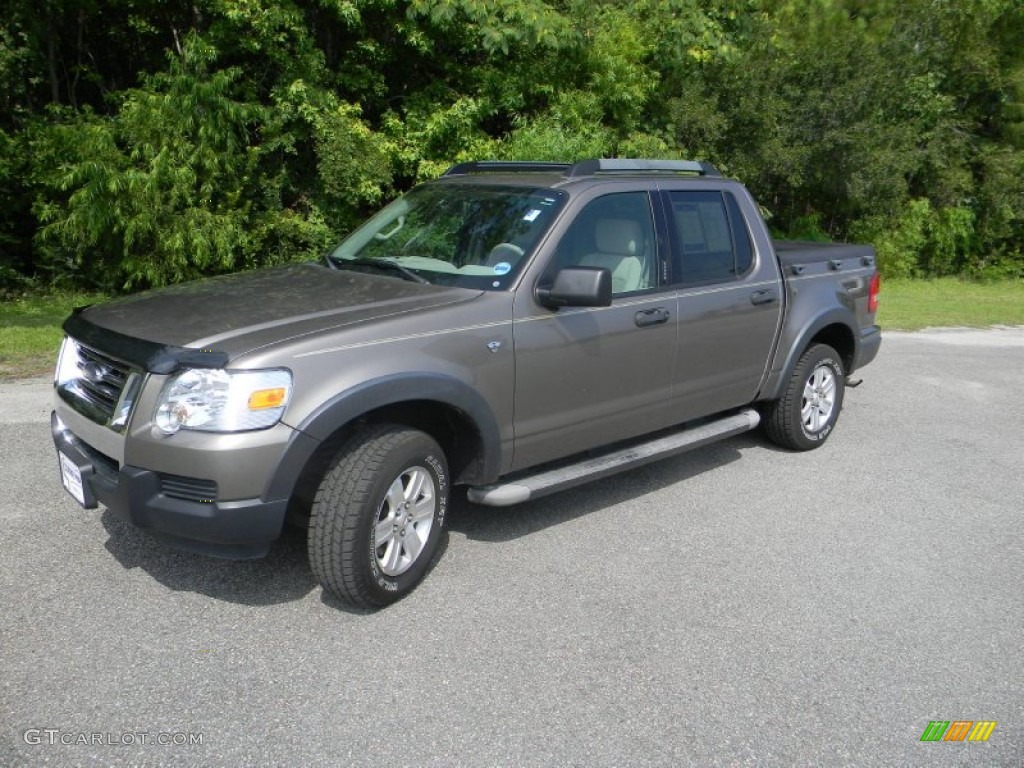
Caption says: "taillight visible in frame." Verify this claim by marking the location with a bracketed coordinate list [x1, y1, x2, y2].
[868, 273, 880, 314]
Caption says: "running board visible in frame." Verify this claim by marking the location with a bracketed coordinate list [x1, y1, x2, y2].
[467, 408, 761, 507]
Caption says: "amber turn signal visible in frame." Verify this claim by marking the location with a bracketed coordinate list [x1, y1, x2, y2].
[247, 387, 287, 410]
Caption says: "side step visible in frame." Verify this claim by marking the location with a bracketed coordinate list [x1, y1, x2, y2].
[467, 408, 761, 507]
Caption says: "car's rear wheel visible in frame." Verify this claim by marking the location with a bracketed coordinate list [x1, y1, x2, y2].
[764, 343, 846, 451]
[308, 424, 449, 607]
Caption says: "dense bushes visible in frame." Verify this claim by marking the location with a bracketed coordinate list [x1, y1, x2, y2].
[1, 0, 1021, 291]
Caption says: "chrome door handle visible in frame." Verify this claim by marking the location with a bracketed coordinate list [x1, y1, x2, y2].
[750, 289, 778, 306]
[635, 308, 670, 327]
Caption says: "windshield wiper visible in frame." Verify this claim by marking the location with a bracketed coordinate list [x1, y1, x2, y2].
[331, 257, 430, 284]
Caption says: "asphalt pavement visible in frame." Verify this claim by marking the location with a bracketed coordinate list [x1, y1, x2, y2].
[1, 328, 1021, 767]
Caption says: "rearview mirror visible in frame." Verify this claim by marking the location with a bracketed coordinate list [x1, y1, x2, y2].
[536, 267, 613, 309]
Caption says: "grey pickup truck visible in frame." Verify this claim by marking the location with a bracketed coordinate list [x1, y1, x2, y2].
[52, 159, 881, 607]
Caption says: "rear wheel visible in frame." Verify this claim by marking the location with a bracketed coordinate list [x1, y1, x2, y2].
[308, 424, 449, 607]
[764, 343, 846, 451]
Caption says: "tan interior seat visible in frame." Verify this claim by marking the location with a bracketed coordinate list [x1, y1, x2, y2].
[579, 219, 645, 294]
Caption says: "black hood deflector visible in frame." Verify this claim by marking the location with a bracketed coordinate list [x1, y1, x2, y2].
[63, 308, 229, 374]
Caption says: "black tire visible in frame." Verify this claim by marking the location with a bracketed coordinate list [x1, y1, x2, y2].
[308, 424, 449, 608]
[763, 343, 846, 451]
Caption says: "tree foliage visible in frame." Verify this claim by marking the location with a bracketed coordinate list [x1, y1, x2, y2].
[0, 0, 1022, 290]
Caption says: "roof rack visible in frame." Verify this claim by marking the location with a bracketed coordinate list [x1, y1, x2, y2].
[443, 161, 573, 176]
[442, 158, 721, 178]
[567, 158, 721, 177]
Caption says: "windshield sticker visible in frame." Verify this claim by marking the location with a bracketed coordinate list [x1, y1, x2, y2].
[493, 262, 512, 275]
[522, 209, 541, 222]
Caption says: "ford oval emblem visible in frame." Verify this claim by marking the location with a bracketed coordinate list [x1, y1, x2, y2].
[81, 361, 107, 383]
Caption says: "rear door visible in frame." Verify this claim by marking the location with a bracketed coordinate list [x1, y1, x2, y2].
[510, 188, 677, 470]
[659, 185, 783, 423]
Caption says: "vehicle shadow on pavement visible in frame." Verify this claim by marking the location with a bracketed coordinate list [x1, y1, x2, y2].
[448, 436, 754, 543]
[100, 511, 318, 606]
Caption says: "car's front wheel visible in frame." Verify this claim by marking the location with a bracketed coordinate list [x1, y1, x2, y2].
[308, 424, 449, 607]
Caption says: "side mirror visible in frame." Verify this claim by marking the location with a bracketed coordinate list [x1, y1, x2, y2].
[536, 267, 613, 309]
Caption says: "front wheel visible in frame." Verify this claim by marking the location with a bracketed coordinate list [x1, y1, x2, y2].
[763, 343, 846, 451]
[308, 424, 449, 607]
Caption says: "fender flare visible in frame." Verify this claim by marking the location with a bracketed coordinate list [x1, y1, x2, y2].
[759, 308, 858, 402]
[263, 373, 503, 502]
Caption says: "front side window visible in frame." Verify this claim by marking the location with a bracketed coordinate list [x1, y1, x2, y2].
[668, 190, 753, 285]
[545, 191, 658, 296]
[329, 183, 566, 290]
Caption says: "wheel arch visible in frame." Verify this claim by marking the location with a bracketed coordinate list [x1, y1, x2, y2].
[263, 373, 503, 513]
[760, 311, 857, 402]
[806, 323, 855, 372]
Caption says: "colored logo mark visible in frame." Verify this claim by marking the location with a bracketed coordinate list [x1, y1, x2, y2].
[920, 721, 997, 742]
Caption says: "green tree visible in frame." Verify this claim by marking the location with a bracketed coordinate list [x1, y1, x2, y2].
[1, 0, 1022, 289]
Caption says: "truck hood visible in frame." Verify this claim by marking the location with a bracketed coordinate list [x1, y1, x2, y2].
[80, 263, 477, 355]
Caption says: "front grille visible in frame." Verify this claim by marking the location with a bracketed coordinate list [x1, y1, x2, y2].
[159, 474, 218, 503]
[74, 345, 130, 418]
[57, 338, 140, 428]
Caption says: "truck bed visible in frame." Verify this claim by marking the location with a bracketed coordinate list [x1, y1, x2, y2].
[773, 240, 875, 271]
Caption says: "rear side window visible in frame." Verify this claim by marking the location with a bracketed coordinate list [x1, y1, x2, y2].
[667, 191, 753, 285]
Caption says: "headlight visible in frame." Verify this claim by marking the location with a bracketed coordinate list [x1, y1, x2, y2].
[55, 336, 80, 386]
[154, 368, 292, 435]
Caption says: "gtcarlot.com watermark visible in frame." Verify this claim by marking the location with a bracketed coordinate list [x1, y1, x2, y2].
[23, 729, 203, 747]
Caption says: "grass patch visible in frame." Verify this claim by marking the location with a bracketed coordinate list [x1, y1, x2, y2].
[0, 292, 106, 379]
[878, 277, 1024, 330]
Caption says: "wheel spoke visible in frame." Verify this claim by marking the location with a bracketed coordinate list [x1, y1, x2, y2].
[404, 469, 428, 504]
[375, 518, 395, 547]
[386, 478, 405, 511]
[380, 538, 403, 573]
[402, 531, 424, 563]
[410, 497, 435, 524]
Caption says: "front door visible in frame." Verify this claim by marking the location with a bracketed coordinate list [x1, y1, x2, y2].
[511, 190, 677, 471]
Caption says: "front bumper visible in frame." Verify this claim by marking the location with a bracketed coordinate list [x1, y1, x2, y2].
[52, 412, 287, 558]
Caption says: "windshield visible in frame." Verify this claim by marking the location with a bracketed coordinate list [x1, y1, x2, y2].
[328, 183, 566, 290]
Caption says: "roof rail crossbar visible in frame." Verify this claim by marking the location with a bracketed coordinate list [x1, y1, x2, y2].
[567, 159, 721, 177]
[442, 158, 722, 178]
[443, 161, 573, 176]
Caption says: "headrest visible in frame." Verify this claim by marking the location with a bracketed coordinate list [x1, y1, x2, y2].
[594, 219, 641, 255]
